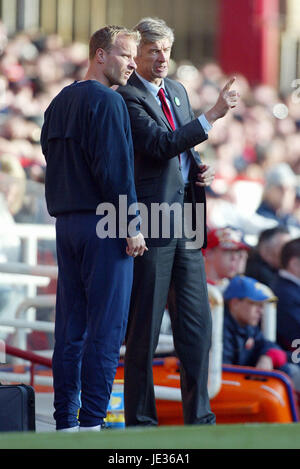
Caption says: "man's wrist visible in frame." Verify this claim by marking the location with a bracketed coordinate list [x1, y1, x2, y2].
[204, 107, 219, 126]
[198, 114, 213, 134]
[127, 231, 141, 240]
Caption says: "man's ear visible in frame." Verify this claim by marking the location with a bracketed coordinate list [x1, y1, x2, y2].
[289, 257, 300, 276]
[96, 48, 106, 64]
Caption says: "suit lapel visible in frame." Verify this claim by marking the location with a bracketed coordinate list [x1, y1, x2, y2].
[129, 73, 173, 132]
[128, 74, 202, 168]
[165, 80, 200, 169]
[164, 81, 185, 128]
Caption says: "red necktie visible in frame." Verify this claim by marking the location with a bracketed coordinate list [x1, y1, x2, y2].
[158, 88, 175, 131]
[158, 88, 180, 163]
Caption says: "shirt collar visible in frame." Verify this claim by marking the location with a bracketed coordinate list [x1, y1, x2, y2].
[135, 72, 166, 99]
[279, 269, 300, 287]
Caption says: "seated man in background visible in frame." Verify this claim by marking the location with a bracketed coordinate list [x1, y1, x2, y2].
[272, 238, 300, 356]
[245, 226, 291, 288]
[256, 163, 300, 230]
[204, 227, 250, 291]
[222, 275, 291, 374]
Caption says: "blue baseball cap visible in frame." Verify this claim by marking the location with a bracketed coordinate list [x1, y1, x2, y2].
[223, 276, 276, 302]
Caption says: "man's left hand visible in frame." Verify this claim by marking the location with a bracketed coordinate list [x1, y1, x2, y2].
[195, 164, 215, 187]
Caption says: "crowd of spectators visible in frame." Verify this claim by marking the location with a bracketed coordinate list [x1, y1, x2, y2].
[0, 23, 88, 221]
[0, 24, 299, 230]
[0, 24, 300, 393]
[172, 49, 300, 387]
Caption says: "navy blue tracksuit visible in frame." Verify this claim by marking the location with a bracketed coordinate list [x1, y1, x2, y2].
[41, 81, 138, 429]
[53, 214, 132, 428]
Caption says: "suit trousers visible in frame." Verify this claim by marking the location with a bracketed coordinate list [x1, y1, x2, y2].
[124, 217, 216, 426]
[52, 213, 133, 430]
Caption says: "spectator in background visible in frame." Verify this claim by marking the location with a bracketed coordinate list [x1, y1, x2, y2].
[0, 28, 89, 198]
[294, 187, 300, 226]
[0, 25, 300, 237]
[204, 227, 250, 291]
[0, 154, 25, 337]
[245, 226, 291, 288]
[205, 182, 279, 237]
[222, 275, 292, 375]
[256, 163, 300, 230]
[272, 238, 300, 354]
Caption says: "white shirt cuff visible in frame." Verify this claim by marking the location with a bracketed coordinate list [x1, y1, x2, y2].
[198, 114, 212, 134]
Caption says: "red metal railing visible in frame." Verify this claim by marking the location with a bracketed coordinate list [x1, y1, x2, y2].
[5, 345, 52, 387]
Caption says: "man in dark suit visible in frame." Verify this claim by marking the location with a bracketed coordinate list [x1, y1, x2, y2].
[118, 17, 239, 426]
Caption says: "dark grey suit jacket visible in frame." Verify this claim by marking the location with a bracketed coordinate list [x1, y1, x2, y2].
[118, 72, 209, 247]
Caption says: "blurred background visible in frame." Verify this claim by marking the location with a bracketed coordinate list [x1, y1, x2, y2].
[0, 0, 299, 353]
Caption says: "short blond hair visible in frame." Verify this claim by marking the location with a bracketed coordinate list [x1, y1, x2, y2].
[89, 25, 140, 60]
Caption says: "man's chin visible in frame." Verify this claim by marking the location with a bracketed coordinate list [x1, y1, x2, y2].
[119, 76, 131, 86]
[154, 69, 168, 79]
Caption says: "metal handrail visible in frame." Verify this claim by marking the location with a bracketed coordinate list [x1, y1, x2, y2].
[0, 318, 54, 333]
[0, 224, 56, 318]
[0, 273, 50, 287]
[5, 296, 56, 352]
[0, 372, 53, 387]
[0, 262, 58, 279]
[3, 344, 52, 387]
[14, 296, 56, 319]
[5, 345, 52, 367]
[1, 224, 55, 241]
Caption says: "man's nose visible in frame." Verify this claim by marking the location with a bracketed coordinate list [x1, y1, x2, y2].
[257, 305, 264, 316]
[158, 50, 167, 62]
[129, 58, 137, 70]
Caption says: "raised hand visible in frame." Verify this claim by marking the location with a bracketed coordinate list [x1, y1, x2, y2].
[204, 77, 239, 124]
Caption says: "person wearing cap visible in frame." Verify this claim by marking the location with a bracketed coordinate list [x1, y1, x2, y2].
[222, 275, 289, 373]
[204, 227, 250, 290]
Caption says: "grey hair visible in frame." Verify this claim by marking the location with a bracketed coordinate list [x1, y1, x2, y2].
[133, 17, 174, 46]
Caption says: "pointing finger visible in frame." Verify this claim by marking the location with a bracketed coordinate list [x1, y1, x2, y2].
[222, 77, 236, 93]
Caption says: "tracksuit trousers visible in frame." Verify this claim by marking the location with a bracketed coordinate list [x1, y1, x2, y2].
[52, 213, 133, 430]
